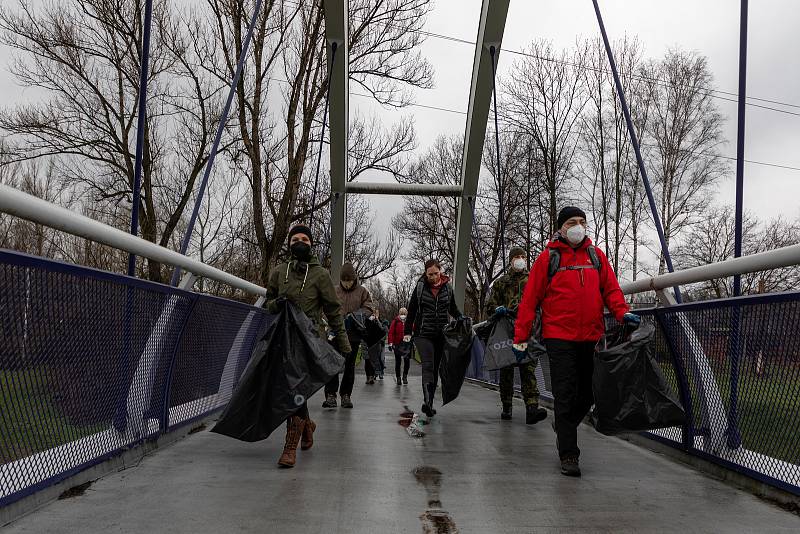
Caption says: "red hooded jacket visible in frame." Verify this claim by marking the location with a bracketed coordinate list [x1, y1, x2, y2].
[388, 316, 406, 345]
[513, 237, 629, 344]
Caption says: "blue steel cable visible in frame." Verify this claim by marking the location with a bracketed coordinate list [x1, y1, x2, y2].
[734, 0, 749, 298]
[309, 42, 337, 232]
[728, 0, 749, 450]
[127, 0, 154, 277]
[591, 0, 682, 303]
[171, 0, 265, 286]
[489, 46, 506, 271]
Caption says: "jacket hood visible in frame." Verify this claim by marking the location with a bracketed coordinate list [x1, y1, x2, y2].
[291, 255, 321, 267]
[340, 262, 359, 289]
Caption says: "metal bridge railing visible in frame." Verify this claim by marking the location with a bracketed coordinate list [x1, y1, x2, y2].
[0, 185, 271, 509]
[467, 243, 800, 496]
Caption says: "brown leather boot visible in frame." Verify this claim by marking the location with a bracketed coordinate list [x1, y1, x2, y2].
[278, 416, 305, 468]
[301, 419, 316, 451]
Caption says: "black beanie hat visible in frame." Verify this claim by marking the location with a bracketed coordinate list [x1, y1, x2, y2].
[556, 206, 586, 230]
[287, 224, 313, 245]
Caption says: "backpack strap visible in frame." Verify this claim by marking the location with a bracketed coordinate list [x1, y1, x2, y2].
[547, 246, 603, 286]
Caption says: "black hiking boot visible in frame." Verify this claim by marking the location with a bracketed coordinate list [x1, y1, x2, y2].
[402, 375, 408, 385]
[340, 394, 353, 409]
[421, 383, 436, 417]
[501, 403, 512, 420]
[560, 456, 581, 477]
[525, 405, 547, 425]
[322, 393, 337, 408]
[396, 376, 402, 385]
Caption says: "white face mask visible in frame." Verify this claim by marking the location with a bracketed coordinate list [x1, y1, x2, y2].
[512, 258, 526, 271]
[399, 315, 407, 321]
[565, 224, 586, 245]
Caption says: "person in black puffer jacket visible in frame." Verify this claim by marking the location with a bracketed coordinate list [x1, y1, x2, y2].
[404, 259, 462, 417]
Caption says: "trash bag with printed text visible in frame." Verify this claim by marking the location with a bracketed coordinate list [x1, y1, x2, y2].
[212, 300, 345, 442]
[482, 311, 545, 371]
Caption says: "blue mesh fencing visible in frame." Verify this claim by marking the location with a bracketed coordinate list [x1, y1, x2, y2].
[0, 250, 267, 507]
[466, 292, 800, 496]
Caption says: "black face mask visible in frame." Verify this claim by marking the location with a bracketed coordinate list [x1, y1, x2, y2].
[290, 242, 312, 262]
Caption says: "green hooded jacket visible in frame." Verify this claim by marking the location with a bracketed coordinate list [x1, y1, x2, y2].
[265, 255, 351, 354]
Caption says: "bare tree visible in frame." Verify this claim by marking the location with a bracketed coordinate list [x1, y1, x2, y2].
[0, 0, 233, 282]
[576, 36, 645, 273]
[674, 206, 800, 298]
[502, 40, 587, 229]
[640, 49, 728, 273]
[208, 0, 433, 286]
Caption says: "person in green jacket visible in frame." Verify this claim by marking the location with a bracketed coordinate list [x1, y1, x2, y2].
[486, 247, 547, 425]
[266, 224, 351, 468]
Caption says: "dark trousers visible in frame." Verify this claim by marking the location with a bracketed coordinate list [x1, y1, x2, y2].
[415, 336, 444, 388]
[394, 348, 411, 378]
[325, 332, 361, 396]
[364, 354, 375, 378]
[545, 339, 595, 460]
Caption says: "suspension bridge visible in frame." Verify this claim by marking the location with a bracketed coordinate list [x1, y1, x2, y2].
[1, 0, 800, 531]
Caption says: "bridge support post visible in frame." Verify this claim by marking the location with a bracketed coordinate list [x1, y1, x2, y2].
[452, 0, 510, 311]
[322, 0, 349, 281]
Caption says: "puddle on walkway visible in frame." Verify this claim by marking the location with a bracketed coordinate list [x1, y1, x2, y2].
[58, 481, 92, 500]
[413, 466, 458, 534]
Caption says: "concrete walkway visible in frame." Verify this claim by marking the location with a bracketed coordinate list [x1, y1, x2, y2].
[5, 363, 799, 533]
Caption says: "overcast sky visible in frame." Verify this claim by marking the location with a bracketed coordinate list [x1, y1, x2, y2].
[353, 0, 800, 244]
[1, 1, 798, 276]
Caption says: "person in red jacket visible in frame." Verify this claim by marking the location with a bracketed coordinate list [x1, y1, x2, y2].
[512, 206, 640, 477]
[388, 308, 410, 385]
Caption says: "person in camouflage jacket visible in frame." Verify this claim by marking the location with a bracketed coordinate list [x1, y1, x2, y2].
[486, 246, 547, 425]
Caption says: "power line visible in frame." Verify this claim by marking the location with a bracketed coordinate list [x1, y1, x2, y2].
[267, 75, 800, 173]
[417, 30, 800, 117]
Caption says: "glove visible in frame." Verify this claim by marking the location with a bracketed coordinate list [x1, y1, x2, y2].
[623, 312, 641, 326]
[403, 335, 412, 343]
[512, 343, 528, 363]
[494, 306, 508, 317]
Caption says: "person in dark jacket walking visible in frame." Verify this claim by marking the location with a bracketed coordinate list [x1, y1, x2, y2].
[388, 307, 410, 385]
[513, 207, 639, 477]
[486, 246, 547, 425]
[265, 225, 351, 468]
[323, 262, 377, 408]
[404, 259, 462, 417]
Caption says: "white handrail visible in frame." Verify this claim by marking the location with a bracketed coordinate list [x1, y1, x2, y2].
[620, 243, 800, 295]
[0, 184, 267, 297]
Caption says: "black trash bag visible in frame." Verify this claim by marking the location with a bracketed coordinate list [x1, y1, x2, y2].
[482, 312, 546, 371]
[394, 341, 413, 360]
[212, 300, 345, 442]
[473, 319, 494, 345]
[346, 309, 385, 348]
[591, 323, 685, 436]
[439, 317, 476, 405]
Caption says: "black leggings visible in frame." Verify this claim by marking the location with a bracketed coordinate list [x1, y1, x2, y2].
[394, 348, 411, 377]
[414, 336, 444, 387]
